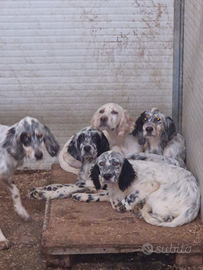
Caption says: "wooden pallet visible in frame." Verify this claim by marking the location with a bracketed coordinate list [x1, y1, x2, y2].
[41, 165, 203, 268]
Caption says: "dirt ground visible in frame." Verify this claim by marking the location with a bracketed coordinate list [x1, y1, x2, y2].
[0, 170, 203, 270]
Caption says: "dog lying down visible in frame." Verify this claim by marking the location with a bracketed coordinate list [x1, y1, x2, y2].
[29, 127, 110, 199]
[29, 150, 200, 227]
[133, 108, 186, 167]
[72, 151, 200, 227]
[29, 125, 182, 201]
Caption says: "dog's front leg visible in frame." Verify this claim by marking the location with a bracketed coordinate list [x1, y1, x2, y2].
[0, 229, 9, 250]
[72, 190, 109, 202]
[9, 183, 30, 220]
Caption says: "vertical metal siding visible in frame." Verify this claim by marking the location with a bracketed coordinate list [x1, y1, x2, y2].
[0, 0, 174, 169]
[182, 1, 203, 217]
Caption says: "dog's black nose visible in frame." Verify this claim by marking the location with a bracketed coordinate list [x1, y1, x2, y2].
[100, 116, 108, 123]
[103, 173, 113, 180]
[84, 145, 91, 153]
[35, 151, 43, 160]
[146, 126, 153, 133]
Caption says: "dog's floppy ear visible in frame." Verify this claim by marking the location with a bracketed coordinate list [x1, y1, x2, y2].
[118, 159, 137, 191]
[161, 117, 177, 145]
[132, 112, 146, 145]
[2, 127, 21, 160]
[90, 163, 101, 190]
[165, 117, 177, 141]
[97, 133, 110, 156]
[117, 110, 134, 137]
[67, 134, 82, 161]
[2, 127, 16, 149]
[43, 126, 60, 157]
[91, 111, 100, 129]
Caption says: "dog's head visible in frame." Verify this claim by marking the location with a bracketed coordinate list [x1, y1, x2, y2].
[90, 150, 136, 192]
[91, 103, 134, 137]
[68, 127, 110, 162]
[3, 117, 60, 160]
[133, 108, 177, 146]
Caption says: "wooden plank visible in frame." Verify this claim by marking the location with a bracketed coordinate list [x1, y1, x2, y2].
[41, 165, 203, 270]
[41, 198, 203, 256]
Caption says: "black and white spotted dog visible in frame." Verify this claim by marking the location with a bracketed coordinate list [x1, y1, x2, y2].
[73, 151, 200, 227]
[29, 127, 110, 200]
[132, 108, 186, 167]
[0, 117, 60, 250]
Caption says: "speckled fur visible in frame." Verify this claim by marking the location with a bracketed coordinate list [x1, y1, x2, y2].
[29, 127, 109, 200]
[74, 151, 200, 227]
[0, 117, 59, 250]
[133, 108, 186, 168]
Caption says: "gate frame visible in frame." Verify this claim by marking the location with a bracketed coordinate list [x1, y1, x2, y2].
[172, 0, 185, 134]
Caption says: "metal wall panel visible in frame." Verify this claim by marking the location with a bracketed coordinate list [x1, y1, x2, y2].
[0, 0, 174, 169]
[182, 0, 203, 217]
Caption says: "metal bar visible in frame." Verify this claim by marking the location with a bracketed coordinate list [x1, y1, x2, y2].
[172, 0, 185, 134]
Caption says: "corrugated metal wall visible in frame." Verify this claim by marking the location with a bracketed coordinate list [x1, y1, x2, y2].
[182, 1, 203, 216]
[0, 0, 174, 169]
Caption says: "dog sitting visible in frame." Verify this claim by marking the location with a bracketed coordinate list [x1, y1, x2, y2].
[73, 151, 200, 227]
[0, 117, 60, 250]
[59, 103, 143, 173]
[132, 108, 186, 167]
[29, 127, 110, 200]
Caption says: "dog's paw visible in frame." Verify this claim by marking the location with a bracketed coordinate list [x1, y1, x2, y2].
[111, 200, 126, 213]
[28, 188, 46, 200]
[121, 199, 134, 212]
[72, 193, 82, 201]
[0, 239, 10, 250]
[15, 206, 30, 221]
[135, 209, 143, 220]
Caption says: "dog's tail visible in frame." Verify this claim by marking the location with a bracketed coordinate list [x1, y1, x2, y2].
[140, 204, 200, 227]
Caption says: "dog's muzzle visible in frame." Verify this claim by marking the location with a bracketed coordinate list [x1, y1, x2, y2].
[146, 126, 154, 134]
[84, 145, 91, 153]
[34, 150, 43, 160]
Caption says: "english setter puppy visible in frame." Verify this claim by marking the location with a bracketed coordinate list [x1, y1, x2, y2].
[132, 108, 186, 167]
[73, 151, 200, 227]
[59, 103, 142, 173]
[0, 117, 60, 250]
[29, 127, 109, 200]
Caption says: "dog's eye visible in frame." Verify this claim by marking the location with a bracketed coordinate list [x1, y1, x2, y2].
[92, 134, 99, 141]
[113, 161, 120, 166]
[20, 133, 31, 145]
[155, 117, 161, 122]
[99, 109, 104, 114]
[36, 134, 42, 140]
[111, 110, 118, 115]
[78, 134, 85, 142]
[99, 161, 105, 167]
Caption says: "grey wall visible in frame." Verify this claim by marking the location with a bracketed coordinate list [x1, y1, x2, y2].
[0, 0, 174, 169]
[182, 1, 203, 216]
